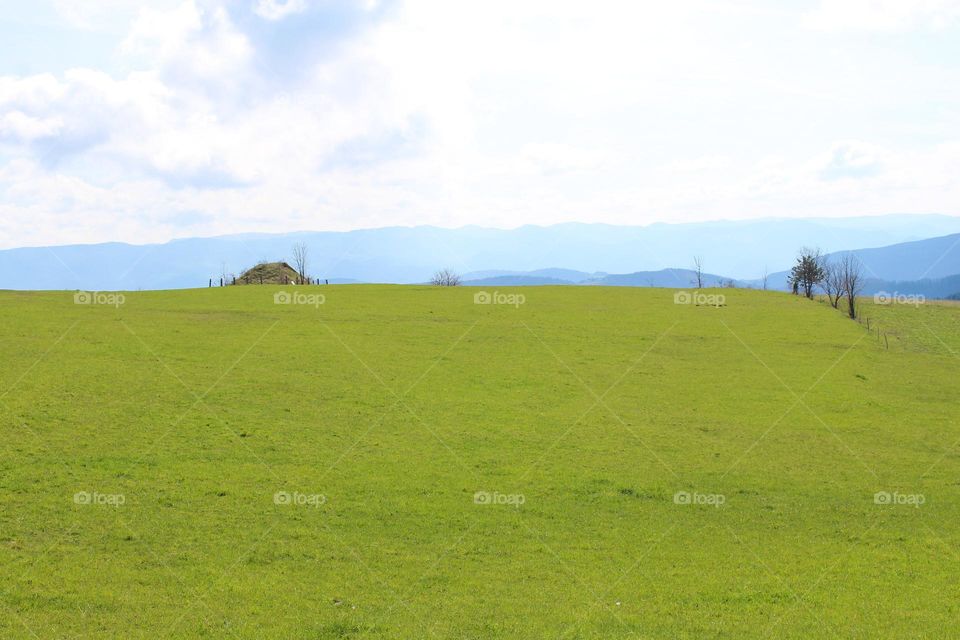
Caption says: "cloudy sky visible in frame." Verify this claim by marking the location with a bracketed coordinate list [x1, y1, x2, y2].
[1, 0, 960, 248]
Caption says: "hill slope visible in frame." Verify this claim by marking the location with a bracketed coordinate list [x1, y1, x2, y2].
[1, 286, 958, 637]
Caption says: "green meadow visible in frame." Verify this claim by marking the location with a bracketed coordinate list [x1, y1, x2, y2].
[1, 285, 958, 638]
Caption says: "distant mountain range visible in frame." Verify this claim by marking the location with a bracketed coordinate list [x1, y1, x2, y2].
[462, 269, 960, 300]
[1, 215, 960, 291]
[862, 274, 960, 300]
[468, 232, 960, 298]
[761, 233, 960, 294]
[834, 233, 960, 281]
[462, 268, 732, 288]
[462, 268, 604, 284]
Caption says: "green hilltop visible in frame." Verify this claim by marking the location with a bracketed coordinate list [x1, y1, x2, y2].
[1, 285, 958, 637]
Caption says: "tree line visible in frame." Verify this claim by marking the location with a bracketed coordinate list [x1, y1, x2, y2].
[408, 249, 871, 324]
[788, 247, 864, 319]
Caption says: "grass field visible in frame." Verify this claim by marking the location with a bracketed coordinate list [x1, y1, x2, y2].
[1, 285, 959, 638]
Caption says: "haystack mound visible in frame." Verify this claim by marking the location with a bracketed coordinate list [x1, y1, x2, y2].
[237, 261, 300, 285]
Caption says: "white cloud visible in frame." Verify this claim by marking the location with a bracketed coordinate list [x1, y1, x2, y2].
[805, 0, 960, 31]
[514, 144, 608, 177]
[253, 0, 308, 21]
[1, 0, 960, 249]
[816, 140, 887, 180]
[122, 2, 252, 83]
[0, 111, 63, 141]
[53, 0, 153, 30]
[0, 74, 66, 113]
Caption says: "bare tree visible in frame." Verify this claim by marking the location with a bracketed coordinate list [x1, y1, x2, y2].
[292, 242, 308, 285]
[839, 253, 864, 319]
[761, 266, 769, 291]
[430, 268, 461, 286]
[692, 256, 704, 288]
[821, 260, 844, 309]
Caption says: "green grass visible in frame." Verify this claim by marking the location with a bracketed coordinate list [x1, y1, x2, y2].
[1, 285, 959, 638]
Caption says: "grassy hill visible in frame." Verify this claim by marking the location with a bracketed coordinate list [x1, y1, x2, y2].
[1, 286, 958, 638]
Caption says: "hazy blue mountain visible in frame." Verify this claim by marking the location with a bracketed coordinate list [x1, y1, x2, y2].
[842, 233, 960, 280]
[462, 275, 574, 286]
[462, 268, 601, 283]
[587, 269, 734, 288]
[763, 232, 960, 291]
[864, 275, 960, 299]
[2, 215, 960, 290]
[462, 268, 737, 288]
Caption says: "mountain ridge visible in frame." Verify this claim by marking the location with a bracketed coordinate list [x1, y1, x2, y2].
[3, 215, 960, 291]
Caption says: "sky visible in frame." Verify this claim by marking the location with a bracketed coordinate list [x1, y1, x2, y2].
[1, 0, 960, 248]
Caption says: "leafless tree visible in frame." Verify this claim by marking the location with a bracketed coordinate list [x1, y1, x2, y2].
[839, 254, 864, 319]
[430, 268, 461, 286]
[761, 266, 769, 291]
[821, 260, 844, 309]
[292, 242, 308, 284]
[692, 256, 704, 288]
